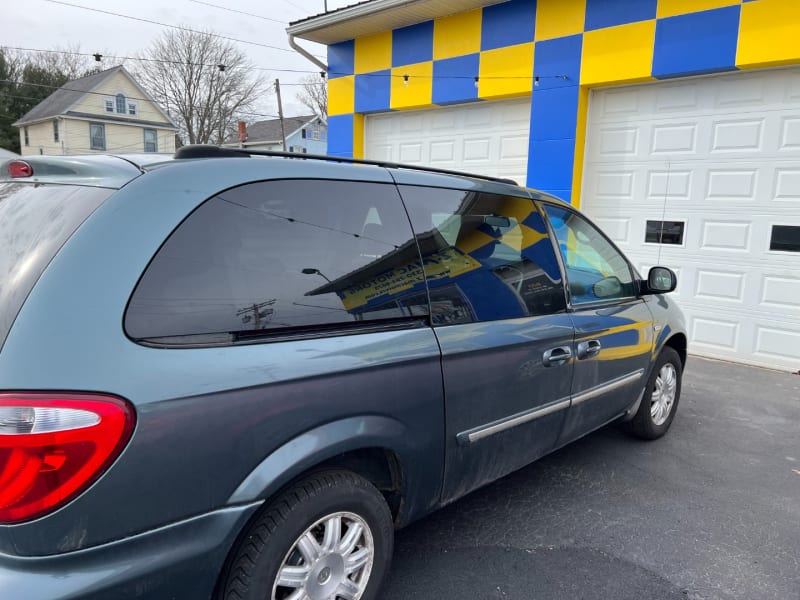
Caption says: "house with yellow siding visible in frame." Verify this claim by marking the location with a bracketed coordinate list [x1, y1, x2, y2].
[13, 65, 177, 156]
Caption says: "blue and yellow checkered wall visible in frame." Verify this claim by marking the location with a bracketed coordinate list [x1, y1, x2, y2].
[326, 0, 800, 205]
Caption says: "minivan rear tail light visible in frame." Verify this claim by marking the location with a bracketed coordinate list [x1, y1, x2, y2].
[0, 393, 135, 524]
[7, 161, 33, 178]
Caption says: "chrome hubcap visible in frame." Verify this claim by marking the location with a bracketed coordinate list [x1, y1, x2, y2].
[272, 512, 374, 600]
[651, 363, 677, 426]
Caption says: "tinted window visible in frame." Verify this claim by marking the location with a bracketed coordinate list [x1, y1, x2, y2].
[0, 183, 112, 348]
[646, 220, 685, 245]
[126, 180, 427, 344]
[400, 186, 566, 324]
[770, 225, 800, 252]
[544, 204, 635, 305]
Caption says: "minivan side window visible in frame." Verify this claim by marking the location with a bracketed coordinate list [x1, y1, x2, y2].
[125, 180, 428, 344]
[543, 203, 636, 305]
[400, 186, 567, 324]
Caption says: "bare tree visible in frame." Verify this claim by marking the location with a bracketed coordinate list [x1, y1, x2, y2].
[136, 29, 268, 145]
[296, 74, 327, 119]
[27, 45, 96, 80]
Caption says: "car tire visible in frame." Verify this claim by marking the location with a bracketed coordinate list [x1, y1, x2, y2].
[625, 347, 683, 440]
[220, 470, 394, 600]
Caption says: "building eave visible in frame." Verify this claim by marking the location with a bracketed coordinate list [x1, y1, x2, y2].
[287, 0, 508, 45]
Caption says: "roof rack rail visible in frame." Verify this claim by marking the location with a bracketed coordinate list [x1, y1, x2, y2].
[173, 144, 519, 186]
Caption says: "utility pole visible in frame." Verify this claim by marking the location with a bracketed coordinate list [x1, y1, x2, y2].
[275, 79, 287, 151]
[236, 300, 275, 330]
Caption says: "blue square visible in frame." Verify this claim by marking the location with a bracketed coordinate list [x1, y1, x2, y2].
[432, 54, 480, 105]
[653, 7, 740, 78]
[481, 0, 536, 51]
[531, 87, 579, 141]
[393, 21, 434, 66]
[327, 114, 354, 157]
[533, 35, 582, 90]
[537, 189, 572, 203]
[585, 0, 657, 31]
[355, 70, 392, 113]
[527, 139, 576, 191]
[328, 40, 354, 78]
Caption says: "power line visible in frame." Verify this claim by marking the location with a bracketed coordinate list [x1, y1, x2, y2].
[1, 46, 322, 75]
[41, 0, 322, 57]
[0, 79, 281, 120]
[187, 0, 287, 25]
[280, 0, 310, 16]
[1, 48, 568, 81]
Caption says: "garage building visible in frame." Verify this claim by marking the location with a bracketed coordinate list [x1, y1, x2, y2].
[288, 0, 800, 371]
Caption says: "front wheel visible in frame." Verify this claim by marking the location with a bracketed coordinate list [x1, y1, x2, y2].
[625, 347, 683, 440]
[221, 470, 394, 600]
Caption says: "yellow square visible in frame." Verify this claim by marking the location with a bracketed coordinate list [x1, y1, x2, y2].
[536, 0, 587, 41]
[581, 21, 656, 86]
[354, 31, 392, 74]
[737, 0, 800, 69]
[328, 76, 355, 116]
[433, 9, 482, 60]
[391, 62, 434, 110]
[353, 114, 365, 158]
[657, 0, 740, 19]
[478, 43, 535, 100]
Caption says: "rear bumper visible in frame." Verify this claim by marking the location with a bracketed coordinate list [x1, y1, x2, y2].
[0, 502, 262, 600]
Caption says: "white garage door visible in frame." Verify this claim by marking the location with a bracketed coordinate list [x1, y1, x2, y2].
[583, 69, 800, 371]
[364, 99, 531, 185]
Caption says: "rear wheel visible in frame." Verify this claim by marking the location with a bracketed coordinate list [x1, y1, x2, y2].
[625, 347, 682, 440]
[221, 470, 393, 600]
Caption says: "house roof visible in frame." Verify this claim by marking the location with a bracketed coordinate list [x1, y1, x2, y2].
[287, 0, 506, 45]
[226, 115, 321, 145]
[13, 65, 176, 128]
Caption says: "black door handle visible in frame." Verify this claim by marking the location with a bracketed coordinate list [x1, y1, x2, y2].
[543, 346, 572, 367]
[577, 339, 602, 360]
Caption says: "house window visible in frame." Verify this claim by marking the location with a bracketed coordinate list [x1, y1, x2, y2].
[128, 102, 137, 116]
[116, 93, 126, 114]
[143, 128, 158, 153]
[24, 126, 29, 146]
[304, 124, 322, 141]
[645, 220, 685, 245]
[90, 123, 106, 151]
[53, 120, 59, 143]
[105, 99, 114, 112]
[769, 225, 800, 252]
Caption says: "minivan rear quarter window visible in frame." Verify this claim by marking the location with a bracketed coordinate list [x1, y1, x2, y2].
[125, 179, 429, 345]
[0, 183, 112, 348]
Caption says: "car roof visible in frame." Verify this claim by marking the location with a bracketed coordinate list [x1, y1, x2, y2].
[0, 146, 565, 204]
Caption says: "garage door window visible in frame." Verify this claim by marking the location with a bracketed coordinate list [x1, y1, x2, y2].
[543, 204, 635, 305]
[769, 225, 800, 253]
[125, 180, 427, 345]
[400, 186, 567, 324]
[645, 220, 685, 245]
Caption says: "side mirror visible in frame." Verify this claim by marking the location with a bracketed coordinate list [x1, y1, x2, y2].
[645, 266, 677, 294]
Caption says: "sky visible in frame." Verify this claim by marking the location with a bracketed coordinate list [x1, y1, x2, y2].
[4, 0, 360, 119]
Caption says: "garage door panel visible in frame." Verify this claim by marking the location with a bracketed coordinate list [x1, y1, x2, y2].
[584, 70, 800, 370]
[365, 99, 531, 184]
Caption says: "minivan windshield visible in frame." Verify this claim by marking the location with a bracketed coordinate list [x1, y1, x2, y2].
[0, 183, 112, 349]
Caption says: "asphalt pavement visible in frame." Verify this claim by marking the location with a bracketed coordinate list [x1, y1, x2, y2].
[382, 356, 800, 600]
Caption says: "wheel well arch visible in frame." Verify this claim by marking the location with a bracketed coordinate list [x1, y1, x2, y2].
[214, 446, 404, 599]
[664, 332, 687, 367]
[312, 447, 405, 520]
